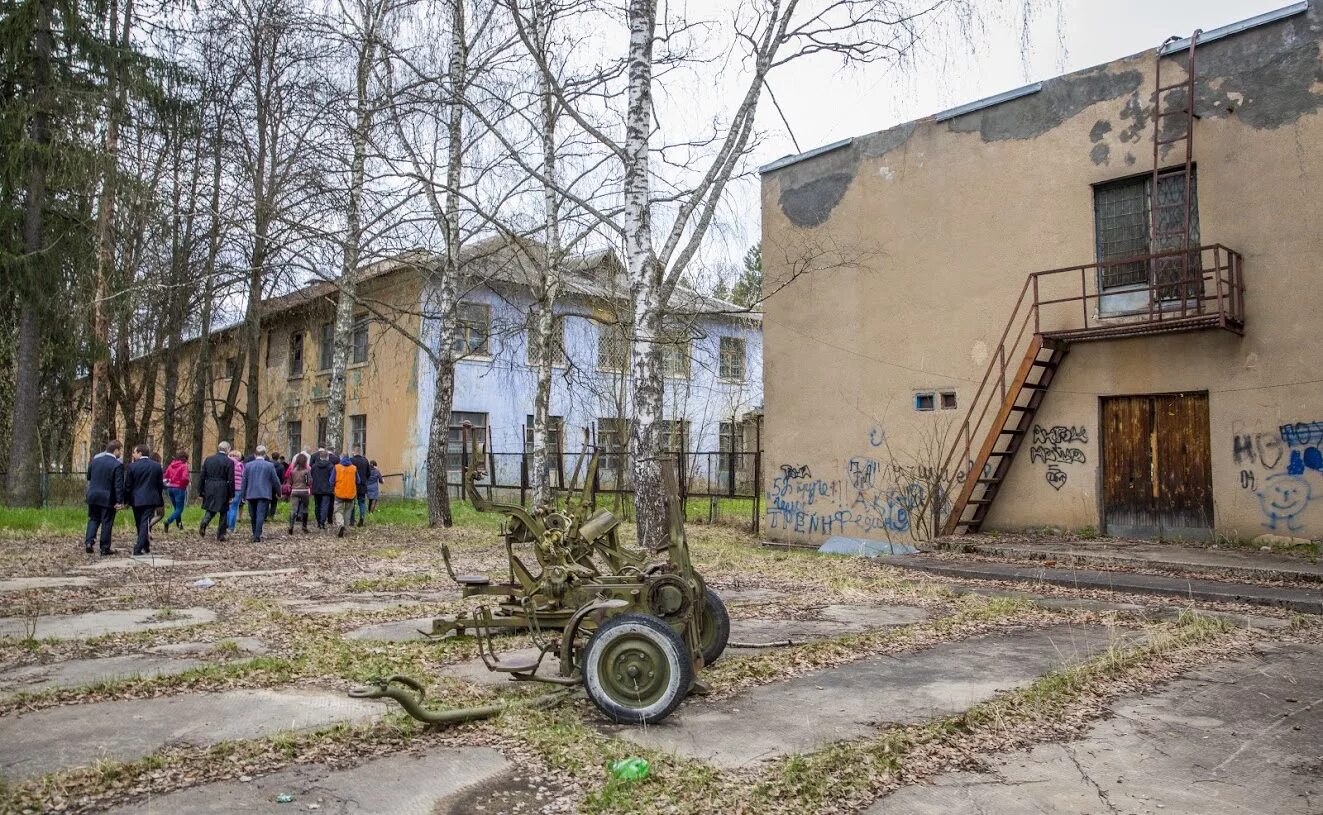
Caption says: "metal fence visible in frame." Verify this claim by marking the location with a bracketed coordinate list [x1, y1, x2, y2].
[20, 445, 767, 534]
[449, 446, 765, 533]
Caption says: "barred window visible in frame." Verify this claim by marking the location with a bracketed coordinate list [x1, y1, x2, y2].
[597, 325, 629, 371]
[1094, 171, 1199, 290]
[527, 316, 566, 367]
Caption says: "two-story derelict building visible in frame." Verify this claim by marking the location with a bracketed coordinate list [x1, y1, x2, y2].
[73, 240, 763, 497]
[761, 2, 1323, 545]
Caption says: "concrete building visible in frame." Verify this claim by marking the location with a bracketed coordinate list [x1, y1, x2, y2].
[760, 3, 1323, 544]
[73, 243, 763, 497]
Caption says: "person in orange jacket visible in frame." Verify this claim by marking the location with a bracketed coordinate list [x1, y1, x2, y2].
[332, 454, 361, 538]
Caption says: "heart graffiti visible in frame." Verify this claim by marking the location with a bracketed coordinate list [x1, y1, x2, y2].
[1045, 465, 1067, 491]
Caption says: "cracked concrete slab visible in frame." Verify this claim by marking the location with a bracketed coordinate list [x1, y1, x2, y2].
[195, 568, 301, 580]
[714, 587, 791, 605]
[442, 647, 562, 687]
[279, 597, 418, 615]
[146, 637, 269, 657]
[868, 642, 1323, 815]
[0, 607, 216, 640]
[75, 557, 218, 571]
[0, 687, 387, 780]
[729, 603, 932, 648]
[611, 624, 1125, 767]
[0, 654, 206, 696]
[0, 576, 95, 592]
[103, 747, 510, 814]
[343, 616, 437, 642]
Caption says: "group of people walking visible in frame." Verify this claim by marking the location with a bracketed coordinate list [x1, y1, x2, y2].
[84, 438, 384, 554]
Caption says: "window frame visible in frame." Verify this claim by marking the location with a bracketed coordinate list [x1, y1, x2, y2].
[940, 392, 958, 410]
[914, 392, 936, 412]
[351, 316, 369, 365]
[1093, 168, 1200, 292]
[316, 416, 329, 450]
[453, 302, 492, 358]
[596, 324, 629, 372]
[287, 420, 303, 454]
[718, 336, 746, 382]
[349, 414, 367, 454]
[318, 322, 335, 371]
[447, 411, 489, 476]
[288, 332, 305, 378]
[526, 315, 567, 368]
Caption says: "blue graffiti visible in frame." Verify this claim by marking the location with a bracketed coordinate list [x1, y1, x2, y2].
[1280, 422, 1323, 448]
[1258, 472, 1312, 532]
[767, 472, 933, 536]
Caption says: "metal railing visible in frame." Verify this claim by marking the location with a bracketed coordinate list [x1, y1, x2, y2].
[925, 243, 1244, 535]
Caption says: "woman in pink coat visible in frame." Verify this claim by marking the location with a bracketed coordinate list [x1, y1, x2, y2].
[162, 452, 191, 531]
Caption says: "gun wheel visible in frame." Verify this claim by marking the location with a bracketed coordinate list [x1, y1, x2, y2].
[583, 613, 693, 725]
[698, 586, 730, 666]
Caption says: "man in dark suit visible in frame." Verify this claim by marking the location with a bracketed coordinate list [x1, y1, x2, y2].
[239, 445, 281, 542]
[84, 440, 125, 555]
[350, 447, 370, 527]
[199, 441, 236, 541]
[124, 444, 165, 556]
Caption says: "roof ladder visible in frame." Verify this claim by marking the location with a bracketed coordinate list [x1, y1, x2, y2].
[1150, 29, 1202, 315]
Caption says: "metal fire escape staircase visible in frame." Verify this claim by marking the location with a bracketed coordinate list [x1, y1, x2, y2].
[935, 30, 1238, 536]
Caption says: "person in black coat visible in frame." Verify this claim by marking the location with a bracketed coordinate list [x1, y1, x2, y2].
[199, 442, 236, 541]
[84, 440, 125, 555]
[123, 444, 165, 556]
[350, 449, 370, 527]
[310, 449, 336, 530]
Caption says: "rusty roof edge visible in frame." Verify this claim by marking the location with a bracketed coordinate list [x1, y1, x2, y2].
[757, 138, 853, 175]
[1160, 1, 1309, 55]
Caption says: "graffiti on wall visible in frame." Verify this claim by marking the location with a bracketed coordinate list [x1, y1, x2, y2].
[767, 431, 943, 538]
[1029, 424, 1088, 489]
[1236, 421, 1323, 532]
[779, 464, 812, 480]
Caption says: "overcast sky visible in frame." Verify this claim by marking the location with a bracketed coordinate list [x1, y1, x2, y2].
[703, 0, 1289, 271]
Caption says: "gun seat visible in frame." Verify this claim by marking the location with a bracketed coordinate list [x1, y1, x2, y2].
[454, 574, 491, 586]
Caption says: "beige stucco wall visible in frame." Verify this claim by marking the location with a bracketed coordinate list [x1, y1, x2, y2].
[72, 270, 423, 496]
[761, 8, 1323, 543]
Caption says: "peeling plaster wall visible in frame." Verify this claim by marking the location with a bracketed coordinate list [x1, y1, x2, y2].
[761, 4, 1323, 545]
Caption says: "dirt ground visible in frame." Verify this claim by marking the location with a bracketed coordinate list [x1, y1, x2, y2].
[0, 512, 1318, 814]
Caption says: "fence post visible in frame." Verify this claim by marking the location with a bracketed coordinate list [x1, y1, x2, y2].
[752, 418, 762, 535]
[519, 454, 528, 508]
[727, 416, 737, 498]
[485, 425, 495, 502]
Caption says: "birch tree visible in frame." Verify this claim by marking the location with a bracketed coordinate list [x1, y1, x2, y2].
[511, 0, 1003, 546]
[320, 0, 407, 454]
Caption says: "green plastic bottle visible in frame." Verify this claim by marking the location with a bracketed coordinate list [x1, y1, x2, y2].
[608, 757, 650, 781]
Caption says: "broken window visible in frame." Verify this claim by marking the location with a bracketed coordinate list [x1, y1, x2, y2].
[940, 392, 958, 410]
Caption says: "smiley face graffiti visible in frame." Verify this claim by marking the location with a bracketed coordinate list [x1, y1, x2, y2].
[1257, 473, 1312, 532]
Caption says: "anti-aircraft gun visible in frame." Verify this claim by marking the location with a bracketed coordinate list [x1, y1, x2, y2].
[350, 424, 730, 725]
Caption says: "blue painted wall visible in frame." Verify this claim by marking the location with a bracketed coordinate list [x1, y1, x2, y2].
[406, 285, 763, 496]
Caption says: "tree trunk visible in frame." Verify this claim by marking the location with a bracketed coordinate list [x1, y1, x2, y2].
[421, 0, 468, 526]
[623, 0, 666, 547]
[326, 21, 378, 455]
[5, 0, 53, 507]
[528, 0, 561, 509]
[193, 112, 225, 489]
[425, 357, 454, 527]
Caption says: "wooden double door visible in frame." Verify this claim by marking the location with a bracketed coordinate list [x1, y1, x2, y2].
[1101, 393, 1213, 539]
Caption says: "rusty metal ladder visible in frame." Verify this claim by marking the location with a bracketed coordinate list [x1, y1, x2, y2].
[1150, 29, 1202, 309]
[942, 335, 1068, 535]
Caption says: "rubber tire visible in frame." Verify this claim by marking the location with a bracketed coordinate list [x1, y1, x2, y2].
[583, 613, 693, 725]
[697, 586, 731, 666]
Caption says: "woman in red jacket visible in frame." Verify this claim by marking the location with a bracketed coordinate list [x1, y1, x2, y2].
[162, 452, 191, 532]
